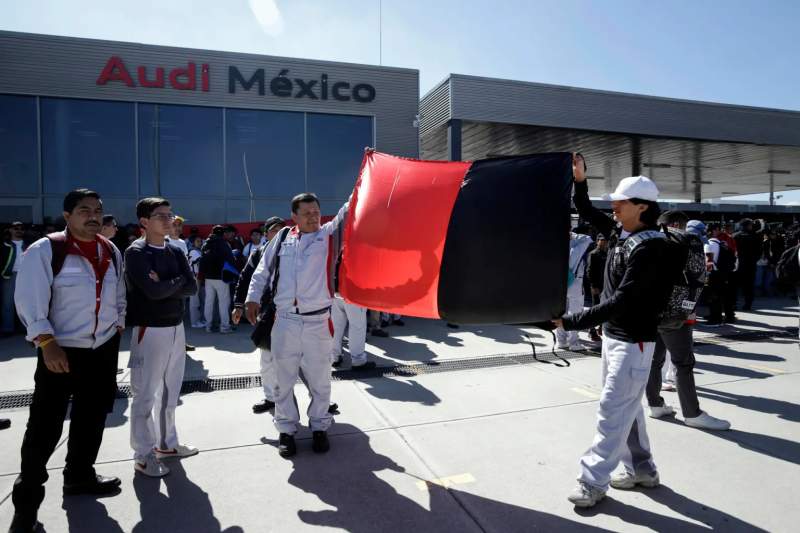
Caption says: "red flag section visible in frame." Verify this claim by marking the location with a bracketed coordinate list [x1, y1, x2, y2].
[339, 151, 471, 318]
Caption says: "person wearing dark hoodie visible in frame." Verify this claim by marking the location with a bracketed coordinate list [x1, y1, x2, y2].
[555, 154, 675, 508]
[125, 197, 198, 479]
[199, 225, 236, 333]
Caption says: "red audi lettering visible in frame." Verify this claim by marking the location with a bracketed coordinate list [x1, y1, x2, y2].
[96, 56, 135, 87]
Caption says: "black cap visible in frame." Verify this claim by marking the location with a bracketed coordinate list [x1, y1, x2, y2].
[211, 225, 225, 235]
[264, 216, 285, 232]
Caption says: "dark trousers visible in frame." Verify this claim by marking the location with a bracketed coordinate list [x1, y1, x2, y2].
[737, 267, 756, 309]
[12, 333, 120, 515]
[707, 271, 735, 321]
[646, 322, 701, 418]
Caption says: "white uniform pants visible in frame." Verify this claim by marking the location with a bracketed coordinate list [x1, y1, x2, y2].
[204, 279, 230, 329]
[129, 325, 186, 462]
[271, 311, 333, 434]
[260, 348, 275, 401]
[189, 286, 204, 326]
[331, 297, 367, 366]
[556, 283, 585, 347]
[578, 336, 657, 490]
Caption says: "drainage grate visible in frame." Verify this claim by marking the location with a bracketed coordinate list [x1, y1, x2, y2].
[0, 347, 594, 410]
[1, 327, 792, 411]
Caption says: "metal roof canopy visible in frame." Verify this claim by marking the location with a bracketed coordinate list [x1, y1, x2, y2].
[420, 74, 800, 204]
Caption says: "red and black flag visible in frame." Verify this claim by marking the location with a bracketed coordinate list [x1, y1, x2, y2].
[339, 150, 573, 324]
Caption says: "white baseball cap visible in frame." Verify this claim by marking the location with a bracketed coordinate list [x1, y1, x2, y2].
[602, 176, 660, 202]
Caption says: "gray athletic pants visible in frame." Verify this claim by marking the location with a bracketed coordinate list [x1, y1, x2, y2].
[645, 319, 701, 418]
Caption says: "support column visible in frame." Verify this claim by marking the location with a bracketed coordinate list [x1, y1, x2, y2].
[693, 141, 702, 203]
[631, 136, 641, 176]
[769, 173, 775, 206]
[447, 119, 462, 162]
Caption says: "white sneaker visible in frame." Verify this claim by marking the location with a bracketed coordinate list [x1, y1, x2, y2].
[135, 454, 170, 477]
[568, 342, 587, 352]
[661, 381, 676, 392]
[610, 470, 660, 490]
[567, 482, 606, 507]
[219, 327, 234, 334]
[155, 444, 200, 460]
[204, 327, 213, 333]
[649, 404, 676, 419]
[191, 322, 207, 329]
[556, 343, 569, 350]
[684, 411, 731, 431]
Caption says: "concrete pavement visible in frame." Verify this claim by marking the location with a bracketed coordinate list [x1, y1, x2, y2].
[0, 297, 798, 532]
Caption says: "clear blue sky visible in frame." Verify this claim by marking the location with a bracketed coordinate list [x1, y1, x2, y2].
[3, 0, 799, 199]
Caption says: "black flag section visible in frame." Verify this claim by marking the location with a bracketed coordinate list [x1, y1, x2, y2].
[437, 153, 573, 324]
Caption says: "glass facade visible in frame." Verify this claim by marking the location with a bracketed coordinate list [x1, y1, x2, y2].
[0, 94, 374, 224]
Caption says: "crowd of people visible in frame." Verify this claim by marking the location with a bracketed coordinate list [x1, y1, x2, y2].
[2, 158, 800, 530]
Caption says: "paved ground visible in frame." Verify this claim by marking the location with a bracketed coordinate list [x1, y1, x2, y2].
[0, 297, 798, 532]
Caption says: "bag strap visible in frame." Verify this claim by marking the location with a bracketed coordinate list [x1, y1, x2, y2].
[268, 227, 291, 300]
[46, 232, 69, 278]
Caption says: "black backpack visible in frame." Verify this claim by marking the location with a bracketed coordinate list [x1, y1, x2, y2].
[659, 228, 706, 320]
[775, 244, 800, 285]
[710, 238, 737, 273]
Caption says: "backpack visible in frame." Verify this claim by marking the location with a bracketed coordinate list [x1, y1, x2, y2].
[775, 244, 800, 285]
[659, 228, 706, 320]
[47, 232, 118, 278]
[710, 238, 737, 273]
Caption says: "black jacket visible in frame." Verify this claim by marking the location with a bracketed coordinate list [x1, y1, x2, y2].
[563, 181, 674, 343]
[734, 230, 761, 269]
[199, 234, 235, 280]
[586, 247, 607, 291]
[234, 243, 267, 308]
[124, 239, 197, 327]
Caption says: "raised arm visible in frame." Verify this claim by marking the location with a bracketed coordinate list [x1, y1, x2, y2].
[572, 154, 616, 239]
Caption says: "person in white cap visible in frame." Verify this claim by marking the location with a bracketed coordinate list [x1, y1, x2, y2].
[554, 155, 677, 508]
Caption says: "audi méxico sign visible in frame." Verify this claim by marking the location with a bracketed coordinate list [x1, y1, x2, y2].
[96, 56, 377, 103]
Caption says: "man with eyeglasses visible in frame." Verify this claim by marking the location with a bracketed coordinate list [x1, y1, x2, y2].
[125, 198, 198, 478]
[10, 189, 126, 533]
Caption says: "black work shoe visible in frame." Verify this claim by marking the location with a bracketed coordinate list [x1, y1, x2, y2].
[312, 431, 330, 453]
[63, 474, 122, 496]
[328, 403, 339, 414]
[392, 319, 405, 326]
[446, 322, 459, 329]
[351, 361, 377, 371]
[278, 433, 296, 458]
[252, 399, 275, 414]
[8, 512, 38, 533]
[331, 356, 343, 368]
[0, 418, 10, 430]
[371, 328, 389, 338]
[724, 316, 737, 323]
[185, 344, 196, 352]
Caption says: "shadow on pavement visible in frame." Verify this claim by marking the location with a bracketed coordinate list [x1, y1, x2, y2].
[357, 377, 441, 406]
[286, 423, 615, 532]
[693, 361, 773, 380]
[131, 460, 243, 533]
[63, 496, 124, 533]
[692, 342, 785, 363]
[697, 386, 800, 423]
[576, 484, 766, 532]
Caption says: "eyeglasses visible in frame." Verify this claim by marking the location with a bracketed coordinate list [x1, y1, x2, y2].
[150, 214, 176, 222]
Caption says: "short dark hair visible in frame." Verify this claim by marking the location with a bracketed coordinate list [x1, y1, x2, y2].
[630, 199, 661, 227]
[291, 193, 321, 214]
[63, 188, 101, 213]
[657, 210, 689, 228]
[136, 197, 170, 221]
[707, 222, 721, 233]
[102, 214, 116, 226]
[250, 227, 263, 235]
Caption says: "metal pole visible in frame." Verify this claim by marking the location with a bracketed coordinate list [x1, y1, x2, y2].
[769, 173, 775, 206]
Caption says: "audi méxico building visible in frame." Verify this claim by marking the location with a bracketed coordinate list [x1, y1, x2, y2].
[3, 30, 800, 225]
[0, 31, 419, 225]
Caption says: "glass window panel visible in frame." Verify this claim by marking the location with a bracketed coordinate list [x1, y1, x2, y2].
[157, 105, 223, 198]
[307, 113, 373, 202]
[0, 95, 38, 195]
[137, 103, 158, 196]
[41, 98, 135, 195]
[226, 199, 291, 225]
[166, 198, 225, 226]
[43, 196, 137, 227]
[225, 109, 305, 199]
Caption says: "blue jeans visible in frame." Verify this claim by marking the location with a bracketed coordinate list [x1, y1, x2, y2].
[1, 272, 17, 333]
[755, 264, 774, 296]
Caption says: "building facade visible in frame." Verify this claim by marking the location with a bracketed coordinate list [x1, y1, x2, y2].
[0, 31, 419, 224]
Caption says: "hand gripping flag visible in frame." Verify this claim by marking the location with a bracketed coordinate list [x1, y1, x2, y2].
[339, 150, 573, 325]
